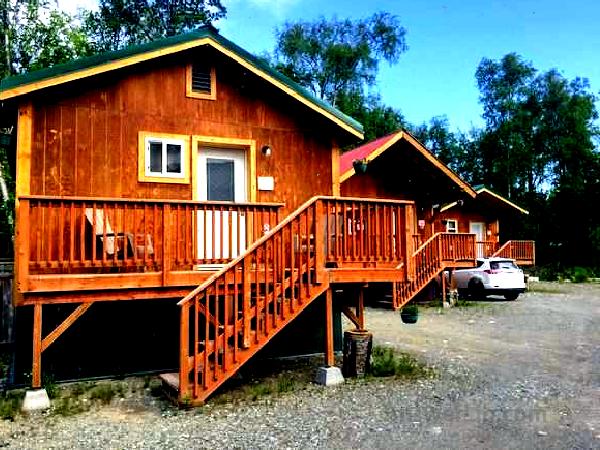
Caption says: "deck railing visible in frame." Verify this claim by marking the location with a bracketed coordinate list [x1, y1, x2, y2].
[16, 195, 283, 292]
[322, 198, 411, 267]
[475, 240, 499, 258]
[493, 240, 535, 265]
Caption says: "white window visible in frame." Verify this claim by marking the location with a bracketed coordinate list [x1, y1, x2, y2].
[138, 132, 190, 184]
[445, 219, 458, 233]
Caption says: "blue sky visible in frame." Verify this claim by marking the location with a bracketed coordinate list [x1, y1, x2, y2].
[66, 0, 600, 132]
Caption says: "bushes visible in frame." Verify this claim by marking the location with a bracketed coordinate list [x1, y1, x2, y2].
[531, 264, 596, 282]
[369, 346, 431, 379]
[571, 267, 591, 283]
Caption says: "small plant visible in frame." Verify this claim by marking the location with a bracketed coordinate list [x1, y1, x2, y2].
[572, 267, 590, 283]
[42, 374, 60, 399]
[369, 346, 431, 379]
[400, 303, 419, 324]
[246, 382, 272, 400]
[276, 375, 296, 393]
[370, 346, 397, 377]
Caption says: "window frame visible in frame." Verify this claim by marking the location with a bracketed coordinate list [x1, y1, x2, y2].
[138, 132, 191, 184]
[186, 64, 216, 100]
[445, 219, 458, 233]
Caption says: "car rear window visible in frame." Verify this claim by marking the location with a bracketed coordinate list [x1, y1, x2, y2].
[490, 260, 518, 270]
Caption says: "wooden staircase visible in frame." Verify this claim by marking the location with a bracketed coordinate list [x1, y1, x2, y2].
[393, 233, 476, 309]
[160, 196, 417, 405]
[160, 197, 330, 405]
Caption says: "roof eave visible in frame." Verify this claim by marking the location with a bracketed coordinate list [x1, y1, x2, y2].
[0, 31, 363, 140]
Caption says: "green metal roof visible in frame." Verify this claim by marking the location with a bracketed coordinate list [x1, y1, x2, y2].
[0, 26, 363, 136]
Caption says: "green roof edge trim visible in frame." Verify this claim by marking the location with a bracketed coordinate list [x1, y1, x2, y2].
[0, 27, 363, 135]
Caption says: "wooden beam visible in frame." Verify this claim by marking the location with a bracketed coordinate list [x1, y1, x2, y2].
[327, 268, 404, 283]
[32, 303, 42, 388]
[41, 303, 93, 352]
[325, 288, 334, 367]
[21, 287, 193, 305]
[341, 305, 360, 329]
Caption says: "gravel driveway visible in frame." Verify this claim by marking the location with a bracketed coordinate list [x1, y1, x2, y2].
[1, 282, 598, 449]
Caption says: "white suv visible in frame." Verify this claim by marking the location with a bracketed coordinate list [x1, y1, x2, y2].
[451, 257, 526, 301]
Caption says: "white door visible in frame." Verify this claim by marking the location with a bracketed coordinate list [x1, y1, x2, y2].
[197, 147, 247, 263]
[469, 222, 486, 257]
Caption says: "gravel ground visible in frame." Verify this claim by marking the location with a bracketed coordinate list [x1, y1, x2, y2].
[0, 282, 599, 449]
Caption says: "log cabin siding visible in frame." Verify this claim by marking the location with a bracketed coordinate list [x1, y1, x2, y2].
[28, 50, 339, 215]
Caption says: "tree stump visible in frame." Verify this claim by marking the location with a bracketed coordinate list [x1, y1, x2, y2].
[342, 330, 372, 377]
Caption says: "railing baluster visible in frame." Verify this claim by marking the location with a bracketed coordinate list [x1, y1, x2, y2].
[203, 291, 209, 389]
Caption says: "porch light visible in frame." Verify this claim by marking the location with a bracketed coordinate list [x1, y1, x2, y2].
[261, 145, 272, 157]
[352, 159, 368, 174]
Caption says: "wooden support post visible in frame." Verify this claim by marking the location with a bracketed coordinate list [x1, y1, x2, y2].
[15, 199, 30, 297]
[179, 301, 190, 398]
[324, 288, 334, 367]
[32, 303, 42, 388]
[357, 285, 365, 331]
[14, 101, 33, 305]
[441, 269, 447, 305]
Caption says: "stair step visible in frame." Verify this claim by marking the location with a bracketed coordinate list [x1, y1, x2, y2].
[160, 372, 180, 392]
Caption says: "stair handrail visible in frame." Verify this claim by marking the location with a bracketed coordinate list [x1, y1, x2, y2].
[178, 195, 321, 306]
[411, 232, 442, 258]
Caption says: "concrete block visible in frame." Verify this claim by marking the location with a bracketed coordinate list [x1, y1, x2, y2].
[22, 389, 50, 412]
[315, 366, 344, 386]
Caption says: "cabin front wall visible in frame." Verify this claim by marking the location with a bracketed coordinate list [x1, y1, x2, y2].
[434, 209, 499, 243]
[24, 48, 339, 215]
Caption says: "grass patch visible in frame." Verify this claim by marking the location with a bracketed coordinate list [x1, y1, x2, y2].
[0, 390, 23, 420]
[528, 284, 564, 294]
[210, 357, 317, 405]
[53, 396, 89, 416]
[88, 382, 125, 405]
[370, 346, 432, 379]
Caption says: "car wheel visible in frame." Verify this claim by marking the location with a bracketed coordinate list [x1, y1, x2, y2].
[468, 278, 485, 299]
[504, 292, 519, 301]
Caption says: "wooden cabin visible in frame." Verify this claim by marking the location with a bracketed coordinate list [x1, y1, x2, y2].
[0, 27, 429, 405]
[340, 130, 535, 307]
[438, 185, 535, 266]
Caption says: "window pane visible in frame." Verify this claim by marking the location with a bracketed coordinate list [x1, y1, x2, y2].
[207, 158, 234, 201]
[166, 144, 182, 173]
[149, 141, 162, 173]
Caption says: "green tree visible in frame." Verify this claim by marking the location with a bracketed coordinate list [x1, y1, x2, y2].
[84, 0, 227, 51]
[473, 52, 599, 268]
[273, 13, 407, 108]
[336, 91, 406, 142]
[1, 0, 92, 77]
[475, 53, 538, 197]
